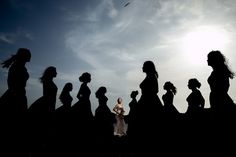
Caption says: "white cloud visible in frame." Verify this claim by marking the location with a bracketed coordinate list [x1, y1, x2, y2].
[0, 29, 33, 44]
[64, 0, 236, 113]
[0, 34, 15, 44]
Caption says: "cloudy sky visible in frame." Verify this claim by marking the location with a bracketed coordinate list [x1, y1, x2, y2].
[1, 0, 236, 114]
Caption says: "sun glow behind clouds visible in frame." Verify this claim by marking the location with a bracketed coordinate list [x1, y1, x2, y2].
[181, 26, 230, 65]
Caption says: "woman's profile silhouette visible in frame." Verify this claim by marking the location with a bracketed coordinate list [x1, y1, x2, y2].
[72, 72, 93, 120]
[137, 60, 163, 122]
[207, 50, 235, 113]
[186, 78, 205, 116]
[57, 82, 73, 111]
[162, 81, 179, 117]
[0, 48, 31, 157]
[94, 86, 114, 154]
[29, 66, 58, 112]
[0, 48, 31, 113]
[206, 50, 236, 156]
[127, 90, 139, 138]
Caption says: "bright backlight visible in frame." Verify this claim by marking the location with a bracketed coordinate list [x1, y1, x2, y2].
[181, 26, 229, 65]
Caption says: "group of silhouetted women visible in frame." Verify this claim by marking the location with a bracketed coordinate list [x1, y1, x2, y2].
[0, 48, 236, 157]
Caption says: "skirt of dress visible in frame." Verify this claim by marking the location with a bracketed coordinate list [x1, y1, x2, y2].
[114, 114, 126, 137]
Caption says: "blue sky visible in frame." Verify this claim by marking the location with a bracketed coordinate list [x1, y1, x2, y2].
[1, 0, 236, 114]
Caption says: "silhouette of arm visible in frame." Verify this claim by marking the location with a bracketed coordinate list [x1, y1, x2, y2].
[77, 83, 90, 100]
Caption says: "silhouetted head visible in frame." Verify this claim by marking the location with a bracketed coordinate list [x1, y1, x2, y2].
[207, 50, 225, 67]
[63, 82, 73, 92]
[130, 90, 138, 99]
[1, 48, 31, 68]
[59, 82, 73, 104]
[95, 86, 107, 98]
[188, 78, 201, 90]
[117, 97, 123, 104]
[16, 48, 31, 63]
[40, 66, 57, 83]
[207, 50, 234, 79]
[142, 60, 158, 77]
[163, 81, 177, 95]
[79, 72, 91, 83]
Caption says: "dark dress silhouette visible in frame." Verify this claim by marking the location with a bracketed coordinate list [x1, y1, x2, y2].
[70, 72, 94, 156]
[29, 66, 58, 113]
[0, 48, 31, 113]
[162, 81, 179, 118]
[126, 90, 139, 137]
[28, 66, 58, 157]
[207, 50, 235, 113]
[161, 81, 182, 155]
[72, 72, 93, 120]
[136, 61, 163, 155]
[126, 90, 139, 155]
[184, 78, 206, 156]
[186, 78, 205, 117]
[207, 50, 236, 156]
[54, 82, 73, 157]
[56, 82, 73, 112]
[0, 48, 31, 157]
[94, 86, 114, 157]
[137, 61, 163, 126]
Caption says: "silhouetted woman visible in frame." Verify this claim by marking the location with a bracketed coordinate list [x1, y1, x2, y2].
[54, 82, 73, 157]
[70, 72, 94, 156]
[137, 61, 163, 123]
[113, 97, 126, 137]
[94, 86, 114, 156]
[55, 82, 73, 130]
[207, 50, 235, 113]
[207, 50, 236, 157]
[127, 90, 139, 136]
[57, 82, 73, 112]
[29, 66, 58, 112]
[0, 48, 31, 156]
[0, 48, 31, 113]
[136, 60, 164, 155]
[95, 86, 114, 136]
[162, 81, 179, 117]
[186, 78, 205, 116]
[162, 81, 180, 155]
[185, 78, 206, 156]
[72, 72, 93, 120]
[28, 66, 58, 157]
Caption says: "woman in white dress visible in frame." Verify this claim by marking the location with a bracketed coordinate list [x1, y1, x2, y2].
[113, 97, 126, 137]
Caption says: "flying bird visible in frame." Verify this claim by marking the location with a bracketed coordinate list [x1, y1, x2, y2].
[124, 2, 130, 7]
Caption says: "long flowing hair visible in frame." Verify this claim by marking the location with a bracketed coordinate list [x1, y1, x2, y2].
[208, 50, 235, 79]
[1, 48, 31, 68]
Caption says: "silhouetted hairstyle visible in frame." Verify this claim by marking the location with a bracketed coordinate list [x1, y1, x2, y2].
[1, 48, 31, 68]
[208, 50, 234, 79]
[143, 60, 158, 78]
[79, 72, 91, 82]
[95, 86, 107, 98]
[163, 81, 177, 95]
[188, 78, 201, 89]
[59, 82, 73, 103]
[40, 66, 57, 83]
